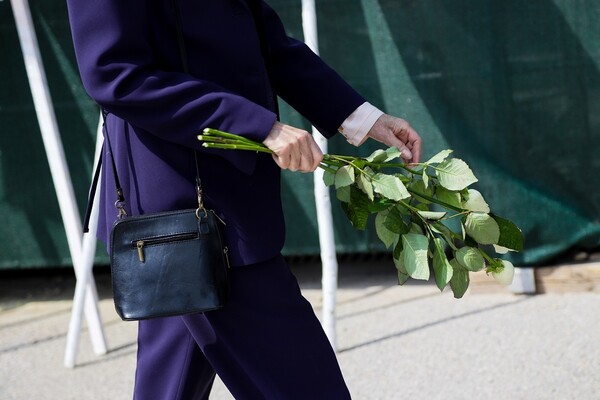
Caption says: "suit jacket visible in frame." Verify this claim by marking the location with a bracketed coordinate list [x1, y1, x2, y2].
[67, 0, 365, 266]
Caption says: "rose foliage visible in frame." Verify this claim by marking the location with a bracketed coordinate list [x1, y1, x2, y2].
[199, 128, 523, 298]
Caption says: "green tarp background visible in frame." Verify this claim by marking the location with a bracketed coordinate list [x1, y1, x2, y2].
[1, 0, 599, 269]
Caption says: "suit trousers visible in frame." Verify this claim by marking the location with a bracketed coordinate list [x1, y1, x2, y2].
[133, 254, 351, 399]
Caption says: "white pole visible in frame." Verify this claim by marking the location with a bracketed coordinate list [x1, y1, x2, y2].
[10, 0, 107, 366]
[64, 117, 107, 368]
[301, 0, 339, 351]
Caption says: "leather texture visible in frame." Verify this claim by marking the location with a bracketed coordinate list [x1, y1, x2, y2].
[110, 208, 229, 321]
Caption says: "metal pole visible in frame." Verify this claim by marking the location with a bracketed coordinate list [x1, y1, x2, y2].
[301, 0, 339, 351]
[64, 117, 107, 367]
[10, 0, 107, 366]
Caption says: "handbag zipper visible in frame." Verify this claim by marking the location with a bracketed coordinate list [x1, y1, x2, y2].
[134, 232, 198, 262]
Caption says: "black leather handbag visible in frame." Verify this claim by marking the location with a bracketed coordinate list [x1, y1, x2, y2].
[84, 0, 230, 321]
[102, 124, 230, 320]
[108, 193, 230, 321]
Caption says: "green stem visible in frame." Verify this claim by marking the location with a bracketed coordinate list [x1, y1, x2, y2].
[366, 162, 421, 175]
[202, 143, 273, 153]
[325, 154, 423, 175]
[319, 163, 337, 174]
[202, 128, 262, 146]
[407, 188, 466, 213]
[198, 136, 252, 146]
[478, 248, 497, 267]
[398, 199, 422, 215]
[325, 155, 353, 165]
[441, 211, 470, 221]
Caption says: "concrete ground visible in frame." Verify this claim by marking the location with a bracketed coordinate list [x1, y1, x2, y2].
[1, 259, 599, 400]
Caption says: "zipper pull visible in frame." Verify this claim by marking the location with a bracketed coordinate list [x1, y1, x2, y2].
[136, 240, 145, 263]
[223, 246, 230, 268]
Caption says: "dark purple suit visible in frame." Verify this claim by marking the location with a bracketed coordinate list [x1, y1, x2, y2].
[67, 0, 363, 398]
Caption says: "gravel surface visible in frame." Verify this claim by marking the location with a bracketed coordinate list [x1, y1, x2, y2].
[1, 261, 599, 399]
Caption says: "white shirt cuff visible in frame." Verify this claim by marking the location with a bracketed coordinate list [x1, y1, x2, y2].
[339, 102, 384, 146]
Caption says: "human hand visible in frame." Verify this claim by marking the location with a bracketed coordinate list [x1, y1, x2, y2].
[263, 121, 323, 172]
[367, 114, 422, 164]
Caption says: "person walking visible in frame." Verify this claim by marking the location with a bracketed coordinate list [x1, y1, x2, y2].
[66, 0, 422, 398]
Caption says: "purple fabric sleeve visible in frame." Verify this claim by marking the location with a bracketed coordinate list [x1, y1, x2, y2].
[66, 0, 277, 147]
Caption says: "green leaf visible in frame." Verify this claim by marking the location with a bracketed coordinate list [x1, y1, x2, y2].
[335, 165, 355, 188]
[352, 159, 367, 170]
[432, 238, 453, 291]
[393, 251, 410, 285]
[340, 202, 369, 231]
[436, 158, 478, 191]
[431, 221, 458, 250]
[367, 197, 394, 213]
[383, 147, 402, 162]
[357, 172, 374, 201]
[493, 244, 511, 254]
[422, 168, 429, 189]
[449, 260, 470, 299]
[336, 185, 350, 203]
[341, 187, 372, 230]
[464, 212, 500, 245]
[410, 180, 433, 204]
[393, 235, 403, 260]
[395, 173, 410, 184]
[455, 247, 485, 272]
[397, 270, 410, 285]
[395, 201, 410, 215]
[462, 189, 490, 213]
[435, 187, 462, 209]
[415, 203, 429, 212]
[384, 206, 409, 234]
[417, 211, 447, 220]
[372, 174, 410, 200]
[323, 170, 335, 187]
[375, 210, 397, 249]
[425, 149, 453, 165]
[491, 214, 524, 252]
[409, 222, 424, 235]
[366, 149, 387, 163]
[402, 233, 430, 280]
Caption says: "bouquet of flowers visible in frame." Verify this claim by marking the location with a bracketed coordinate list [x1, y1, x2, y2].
[198, 128, 523, 298]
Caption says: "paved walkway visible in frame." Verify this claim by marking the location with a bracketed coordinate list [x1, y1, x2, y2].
[1, 260, 599, 399]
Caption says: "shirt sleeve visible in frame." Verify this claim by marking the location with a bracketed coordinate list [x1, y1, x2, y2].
[339, 102, 384, 146]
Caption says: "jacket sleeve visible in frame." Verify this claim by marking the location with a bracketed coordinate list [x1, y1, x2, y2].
[258, 1, 367, 138]
[65, 0, 277, 148]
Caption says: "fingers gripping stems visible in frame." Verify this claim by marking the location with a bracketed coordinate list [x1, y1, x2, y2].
[263, 121, 323, 172]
